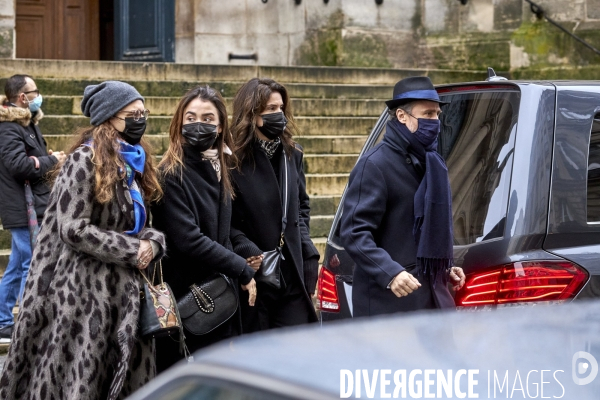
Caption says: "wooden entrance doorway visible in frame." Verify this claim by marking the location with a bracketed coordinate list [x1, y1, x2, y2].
[15, 0, 100, 60]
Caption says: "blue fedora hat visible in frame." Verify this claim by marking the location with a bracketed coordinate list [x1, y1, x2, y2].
[385, 76, 446, 109]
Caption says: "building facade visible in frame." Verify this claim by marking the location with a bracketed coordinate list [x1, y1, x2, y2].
[1, 0, 600, 73]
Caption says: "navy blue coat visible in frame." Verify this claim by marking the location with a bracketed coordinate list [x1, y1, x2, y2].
[341, 125, 455, 317]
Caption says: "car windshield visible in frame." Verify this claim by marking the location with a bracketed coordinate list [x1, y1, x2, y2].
[366, 89, 521, 245]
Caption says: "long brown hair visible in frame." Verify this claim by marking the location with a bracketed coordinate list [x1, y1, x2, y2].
[159, 85, 236, 199]
[231, 78, 298, 165]
[51, 123, 162, 204]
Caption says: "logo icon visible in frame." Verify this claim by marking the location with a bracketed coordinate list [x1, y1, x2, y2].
[572, 351, 599, 385]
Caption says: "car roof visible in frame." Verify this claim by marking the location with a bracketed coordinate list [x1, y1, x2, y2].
[436, 80, 600, 89]
[191, 300, 600, 398]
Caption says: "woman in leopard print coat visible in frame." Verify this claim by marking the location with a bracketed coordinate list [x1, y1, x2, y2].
[0, 81, 166, 400]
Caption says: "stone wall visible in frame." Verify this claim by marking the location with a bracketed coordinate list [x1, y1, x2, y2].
[175, 0, 313, 65]
[295, 0, 600, 72]
[1, 0, 600, 74]
[511, 0, 600, 71]
[176, 0, 600, 73]
[0, 0, 14, 59]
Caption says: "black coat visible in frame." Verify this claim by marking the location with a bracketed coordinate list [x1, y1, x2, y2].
[341, 127, 455, 317]
[151, 147, 255, 362]
[151, 147, 254, 297]
[0, 105, 57, 229]
[230, 143, 319, 313]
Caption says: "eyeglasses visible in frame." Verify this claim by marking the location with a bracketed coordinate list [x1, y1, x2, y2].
[23, 89, 40, 96]
[117, 109, 150, 121]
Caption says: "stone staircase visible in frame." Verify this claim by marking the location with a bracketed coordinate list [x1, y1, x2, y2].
[0, 59, 486, 273]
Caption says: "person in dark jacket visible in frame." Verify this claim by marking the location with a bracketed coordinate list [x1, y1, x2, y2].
[0, 75, 66, 342]
[230, 78, 320, 332]
[340, 76, 466, 317]
[152, 86, 257, 372]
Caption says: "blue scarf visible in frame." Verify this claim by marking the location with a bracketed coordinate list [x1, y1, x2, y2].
[384, 118, 453, 283]
[118, 141, 146, 235]
[83, 140, 147, 235]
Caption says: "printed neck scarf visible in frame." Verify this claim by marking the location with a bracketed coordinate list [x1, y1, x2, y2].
[201, 145, 232, 182]
[257, 136, 281, 159]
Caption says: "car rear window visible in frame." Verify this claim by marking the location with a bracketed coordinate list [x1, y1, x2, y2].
[439, 89, 520, 244]
[587, 117, 600, 222]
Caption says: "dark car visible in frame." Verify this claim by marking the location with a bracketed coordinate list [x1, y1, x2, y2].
[127, 300, 600, 399]
[317, 78, 600, 321]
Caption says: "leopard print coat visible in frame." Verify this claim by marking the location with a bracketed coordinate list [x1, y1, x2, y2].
[0, 145, 166, 400]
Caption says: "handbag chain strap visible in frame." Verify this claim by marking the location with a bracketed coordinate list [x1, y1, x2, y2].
[279, 153, 289, 247]
[140, 260, 168, 292]
[190, 284, 215, 313]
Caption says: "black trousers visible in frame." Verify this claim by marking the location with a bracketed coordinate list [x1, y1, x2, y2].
[240, 253, 314, 332]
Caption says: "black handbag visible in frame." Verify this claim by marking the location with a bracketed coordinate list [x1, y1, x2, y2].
[139, 261, 183, 339]
[177, 274, 238, 335]
[255, 153, 289, 289]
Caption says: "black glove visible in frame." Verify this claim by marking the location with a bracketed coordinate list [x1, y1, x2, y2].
[303, 256, 320, 296]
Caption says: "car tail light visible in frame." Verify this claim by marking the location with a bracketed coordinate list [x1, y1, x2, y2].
[317, 266, 340, 312]
[455, 261, 588, 307]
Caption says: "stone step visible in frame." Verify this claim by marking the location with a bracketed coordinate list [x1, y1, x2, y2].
[41, 96, 384, 118]
[312, 237, 326, 262]
[259, 66, 486, 85]
[29, 78, 393, 99]
[45, 135, 367, 156]
[39, 115, 379, 137]
[310, 195, 341, 217]
[305, 173, 349, 197]
[310, 215, 334, 238]
[0, 228, 10, 249]
[0, 250, 9, 277]
[293, 116, 379, 136]
[0, 307, 17, 353]
[295, 136, 368, 155]
[0, 59, 487, 85]
[304, 154, 358, 174]
[288, 99, 382, 117]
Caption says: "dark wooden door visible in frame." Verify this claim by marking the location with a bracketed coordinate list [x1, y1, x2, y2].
[16, 0, 99, 60]
[114, 0, 175, 62]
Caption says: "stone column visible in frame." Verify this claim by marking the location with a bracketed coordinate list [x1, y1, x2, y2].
[176, 0, 195, 64]
[0, 0, 15, 58]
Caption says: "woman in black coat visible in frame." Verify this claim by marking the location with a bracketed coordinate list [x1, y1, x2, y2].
[230, 78, 320, 332]
[151, 86, 256, 372]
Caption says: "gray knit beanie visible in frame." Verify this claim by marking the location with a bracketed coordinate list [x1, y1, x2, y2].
[81, 81, 144, 126]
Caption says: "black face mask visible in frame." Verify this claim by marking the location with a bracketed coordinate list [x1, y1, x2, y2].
[257, 112, 287, 140]
[119, 117, 147, 145]
[182, 122, 218, 152]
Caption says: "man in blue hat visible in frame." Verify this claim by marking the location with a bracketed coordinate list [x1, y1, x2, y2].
[341, 76, 465, 317]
